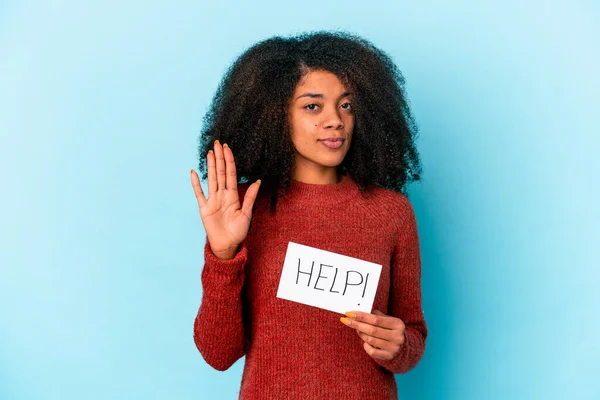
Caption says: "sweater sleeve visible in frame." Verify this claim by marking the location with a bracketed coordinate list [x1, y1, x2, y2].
[193, 237, 249, 371]
[373, 198, 428, 374]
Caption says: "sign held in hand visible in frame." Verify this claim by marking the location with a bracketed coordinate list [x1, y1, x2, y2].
[276, 242, 382, 314]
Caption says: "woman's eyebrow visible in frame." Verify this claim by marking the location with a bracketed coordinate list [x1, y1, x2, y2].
[295, 92, 322, 100]
[295, 91, 353, 101]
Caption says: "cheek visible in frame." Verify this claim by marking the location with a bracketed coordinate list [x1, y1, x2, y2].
[291, 116, 317, 139]
[290, 118, 317, 149]
[343, 116, 355, 140]
[344, 114, 355, 128]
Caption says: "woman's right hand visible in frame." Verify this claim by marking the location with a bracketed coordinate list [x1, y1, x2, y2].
[190, 140, 261, 260]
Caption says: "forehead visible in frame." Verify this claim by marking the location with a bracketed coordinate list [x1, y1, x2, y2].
[294, 69, 348, 93]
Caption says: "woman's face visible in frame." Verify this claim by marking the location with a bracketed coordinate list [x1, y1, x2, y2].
[288, 69, 354, 180]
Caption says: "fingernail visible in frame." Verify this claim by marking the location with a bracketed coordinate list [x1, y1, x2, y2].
[214, 139, 220, 145]
[340, 317, 351, 326]
[345, 312, 356, 319]
[257, 179, 261, 185]
[223, 143, 228, 148]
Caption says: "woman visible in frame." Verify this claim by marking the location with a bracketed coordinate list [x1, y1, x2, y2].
[190, 31, 427, 399]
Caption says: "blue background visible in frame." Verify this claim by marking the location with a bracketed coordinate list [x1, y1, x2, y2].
[1, 1, 598, 399]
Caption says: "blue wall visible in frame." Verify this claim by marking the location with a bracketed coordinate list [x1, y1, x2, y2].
[1, 1, 598, 399]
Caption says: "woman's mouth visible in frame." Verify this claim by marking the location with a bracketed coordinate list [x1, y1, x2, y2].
[319, 139, 344, 149]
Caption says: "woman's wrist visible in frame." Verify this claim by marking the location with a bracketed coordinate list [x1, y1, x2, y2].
[211, 243, 240, 260]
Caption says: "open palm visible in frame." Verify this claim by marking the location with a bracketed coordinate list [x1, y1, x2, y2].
[190, 140, 261, 260]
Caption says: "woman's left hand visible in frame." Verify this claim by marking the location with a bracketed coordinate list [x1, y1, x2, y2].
[340, 309, 405, 360]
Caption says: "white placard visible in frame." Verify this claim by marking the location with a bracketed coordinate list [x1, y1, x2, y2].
[276, 242, 382, 314]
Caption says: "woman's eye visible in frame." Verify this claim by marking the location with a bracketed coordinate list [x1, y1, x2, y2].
[340, 102, 352, 110]
[304, 104, 319, 111]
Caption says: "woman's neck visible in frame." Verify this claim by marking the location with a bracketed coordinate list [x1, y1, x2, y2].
[291, 166, 341, 185]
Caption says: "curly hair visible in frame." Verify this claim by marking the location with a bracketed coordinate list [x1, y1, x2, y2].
[197, 30, 422, 212]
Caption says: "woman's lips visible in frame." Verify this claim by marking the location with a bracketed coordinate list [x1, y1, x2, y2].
[319, 139, 344, 149]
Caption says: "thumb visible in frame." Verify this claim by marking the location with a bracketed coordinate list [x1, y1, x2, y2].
[240, 179, 261, 217]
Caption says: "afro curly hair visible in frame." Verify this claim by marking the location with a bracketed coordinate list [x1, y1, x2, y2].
[197, 30, 422, 212]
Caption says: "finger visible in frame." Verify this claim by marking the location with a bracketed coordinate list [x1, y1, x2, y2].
[344, 310, 403, 330]
[222, 143, 238, 193]
[356, 330, 402, 353]
[213, 140, 226, 191]
[343, 317, 394, 341]
[190, 169, 207, 207]
[207, 150, 217, 197]
[240, 179, 261, 219]
[363, 341, 394, 360]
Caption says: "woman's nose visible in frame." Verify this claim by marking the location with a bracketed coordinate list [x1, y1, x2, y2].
[323, 109, 344, 130]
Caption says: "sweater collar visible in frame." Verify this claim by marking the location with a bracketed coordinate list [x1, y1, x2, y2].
[284, 172, 359, 205]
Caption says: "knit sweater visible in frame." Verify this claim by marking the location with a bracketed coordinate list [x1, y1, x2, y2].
[193, 173, 427, 399]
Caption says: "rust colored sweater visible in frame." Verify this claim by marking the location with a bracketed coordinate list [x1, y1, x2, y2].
[193, 173, 427, 399]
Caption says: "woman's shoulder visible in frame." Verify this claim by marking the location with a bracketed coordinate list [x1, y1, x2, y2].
[364, 184, 416, 224]
[367, 184, 413, 208]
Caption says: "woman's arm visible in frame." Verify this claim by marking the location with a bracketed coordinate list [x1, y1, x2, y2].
[193, 237, 249, 371]
[374, 197, 428, 374]
[193, 183, 252, 371]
